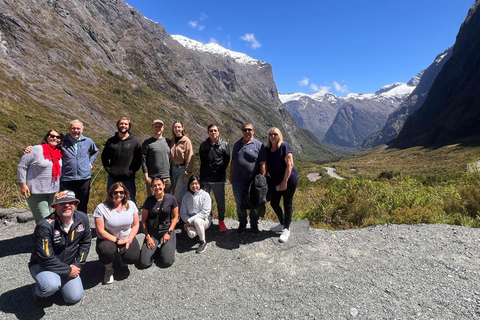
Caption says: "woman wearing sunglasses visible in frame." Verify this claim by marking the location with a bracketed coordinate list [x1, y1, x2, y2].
[17, 129, 64, 224]
[94, 182, 140, 284]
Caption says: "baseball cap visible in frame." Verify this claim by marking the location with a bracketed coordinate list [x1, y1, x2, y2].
[152, 119, 164, 125]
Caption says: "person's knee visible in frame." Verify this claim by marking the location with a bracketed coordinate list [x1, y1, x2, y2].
[63, 290, 84, 304]
[160, 256, 175, 268]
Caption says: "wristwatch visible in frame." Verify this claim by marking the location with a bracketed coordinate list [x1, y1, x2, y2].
[168, 229, 173, 235]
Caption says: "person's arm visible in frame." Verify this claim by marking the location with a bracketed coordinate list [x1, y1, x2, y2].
[162, 206, 179, 244]
[183, 139, 194, 182]
[17, 149, 35, 197]
[279, 153, 294, 191]
[260, 162, 267, 176]
[88, 140, 99, 169]
[94, 217, 117, 243]
[223, 142, 231, 173]
[229, 159, 234, 184]
[142, 208, 156, 250]
[72, 213, 92, 273]
[141, 142, 150, 181]
[125, 212, 140, 249]
[101, 140, 111, 172]
[130, 141, 142, 173]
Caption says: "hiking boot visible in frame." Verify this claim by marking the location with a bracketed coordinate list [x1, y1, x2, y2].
[103, 267, 114, 285]
[270, 223, 284, 233]
[196, 241, 207, 254]
[279, 228, 290, 243]
[219, 220, 227, 232]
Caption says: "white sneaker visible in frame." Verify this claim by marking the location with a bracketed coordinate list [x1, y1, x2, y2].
[103, 267, 114, 285]
[279, 228, 290, 243]
[270, 223, 284, 233]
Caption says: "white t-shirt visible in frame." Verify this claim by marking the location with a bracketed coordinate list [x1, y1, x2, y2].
[94, 200, 138, 240]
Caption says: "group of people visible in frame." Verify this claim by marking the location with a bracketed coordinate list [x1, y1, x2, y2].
[18, 118, 298, 305]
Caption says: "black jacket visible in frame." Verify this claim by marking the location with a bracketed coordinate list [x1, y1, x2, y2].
[29, 211, 92, 278]
[101, 132, 141, 181]
[199, 136, 230, 182]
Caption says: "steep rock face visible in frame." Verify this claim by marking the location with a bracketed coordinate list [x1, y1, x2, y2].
[362, 48, 452, 149]
[393, 2, 480, 148]
[280, 92, 344, 140]
[322, 80, 418, 150]
[0, 0, 339, 163]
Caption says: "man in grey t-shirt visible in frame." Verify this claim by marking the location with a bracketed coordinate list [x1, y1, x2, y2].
[141, 119, 171, 196]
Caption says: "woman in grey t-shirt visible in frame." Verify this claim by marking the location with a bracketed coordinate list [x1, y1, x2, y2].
[94, 182, 140, 284]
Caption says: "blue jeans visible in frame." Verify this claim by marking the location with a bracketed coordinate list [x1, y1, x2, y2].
[232, 182, 258, 227]
[204, 182, 226, 221]
[107, 176, 137, 204]
[29, 263, 84, 304]
[171, 164, 187, 207]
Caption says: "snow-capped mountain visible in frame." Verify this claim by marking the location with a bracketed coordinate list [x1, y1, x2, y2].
[280, 76, 419, 149]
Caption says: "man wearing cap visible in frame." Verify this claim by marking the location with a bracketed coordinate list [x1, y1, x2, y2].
[141, 119, 171, 196]
[101, 117, 141, 203]
[29, 190, 92, 306]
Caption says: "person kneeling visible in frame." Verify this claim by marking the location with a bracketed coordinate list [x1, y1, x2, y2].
[180, 175, 212, 254]
[139, 177, 178, 268]
[94, 183, 140, 285]
[29, 190, 92, 306]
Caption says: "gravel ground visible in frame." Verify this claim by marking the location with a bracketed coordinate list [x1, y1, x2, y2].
[1, 210, 480, 319]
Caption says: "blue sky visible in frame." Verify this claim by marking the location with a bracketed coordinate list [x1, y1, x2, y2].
[125, 0, 474, 97]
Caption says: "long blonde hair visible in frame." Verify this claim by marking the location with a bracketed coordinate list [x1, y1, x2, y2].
[267, 127, 283, 149]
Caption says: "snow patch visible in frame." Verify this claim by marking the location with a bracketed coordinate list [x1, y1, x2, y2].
[172, 34, 262, 66]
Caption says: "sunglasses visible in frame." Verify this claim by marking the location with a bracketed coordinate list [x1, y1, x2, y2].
[60, 201, 76, 206]
[113, 191, 125, 195]
[49, 134, 62, 140]
[269, 133, 278, 136]
[243, 128, 253, 132]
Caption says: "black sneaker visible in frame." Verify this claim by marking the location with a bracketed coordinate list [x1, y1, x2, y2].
[251, 225, 260, 237]
[196, 241, 207, 254]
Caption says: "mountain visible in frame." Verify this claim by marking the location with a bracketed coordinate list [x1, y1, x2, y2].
[361, 48, 452, 149]
[0, 0, 341, 166]
[281, 78, 418, 150]
[393, 1, 480, 148]
[280, 92, 344, 140]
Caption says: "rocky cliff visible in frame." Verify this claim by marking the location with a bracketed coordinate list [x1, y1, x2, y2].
[393, 2, 480, 148]
[362, 48, 452, 149]
[0, 0, 340, 166]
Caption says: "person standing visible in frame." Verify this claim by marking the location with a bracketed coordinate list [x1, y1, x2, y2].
[266, 128, 299, 243]
[29, 190, 92, 306]
[141, 119, 171, 196]
[199, 124, 230, 232]
[170, 121, 193, 207]
[230, 123, 266, 236]
[17, 129, 64, 224]
[60, 120, 98, 213]
[101, 117, 141, 203]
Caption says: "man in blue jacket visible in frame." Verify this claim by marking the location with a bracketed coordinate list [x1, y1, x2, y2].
[60, 120, 98, 213]
[29, 190, 92, 306]
[101, 117, 141, 203]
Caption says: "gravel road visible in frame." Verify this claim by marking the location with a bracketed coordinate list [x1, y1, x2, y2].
[1, 210, 479, 319]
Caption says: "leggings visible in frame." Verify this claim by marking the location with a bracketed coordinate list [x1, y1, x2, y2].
[96, 237, 140, 265]
[186, 218, 211, 242]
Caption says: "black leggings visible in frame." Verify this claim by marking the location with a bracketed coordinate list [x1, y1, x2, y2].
[270, 180, 298, 230]
[96, 237, 140, 265]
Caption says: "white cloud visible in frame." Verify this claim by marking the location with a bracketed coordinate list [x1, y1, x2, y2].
[333, 81, 349, 93]
[299, 77, 309, 86]
[318, 86, 331, 93]
[200, 13, 208, 21]
[209, 38, 217, 44]
[240, 33, 261, 49]
[198, 25, 205, 31]
[309, 82, 330, 93]
[188, 21, 198, 28]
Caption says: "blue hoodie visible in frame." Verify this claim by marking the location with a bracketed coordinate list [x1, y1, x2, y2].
[61, 134, 98, 181]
